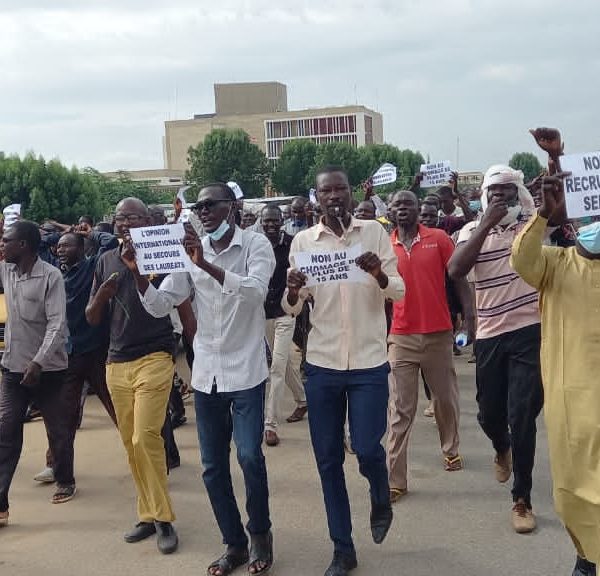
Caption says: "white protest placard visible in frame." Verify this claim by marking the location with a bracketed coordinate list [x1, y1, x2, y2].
[3, 204, 21, 228]
[560, 152, 600, 218]
[372, 163, 397, 187]
[420, 161, 453, 188]
[129, 223, 193, 276]
[293, 243, 369, 287]
[371, 195, 388, 218]
[176, 185, 192, 207]
[227, 181, 244, 200]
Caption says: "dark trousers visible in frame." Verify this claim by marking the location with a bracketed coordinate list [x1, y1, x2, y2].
[162, 413, 179, 470]
[194, 382, 271, 548]
[46, 348, 117, 469]
[475, 323, 544, 505]
[304, 362, 390, 554]
[0, 370, 68, 511]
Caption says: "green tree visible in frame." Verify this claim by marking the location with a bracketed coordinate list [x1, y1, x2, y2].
[85, 169, 169, 211]
[0, 153, 105, 223]
[358, 144, 426, 194]
[271, 139, 317, 197]
[306, 142, 366, 189]
[186, 129, 271, 198]
[509, 152, 544, 184]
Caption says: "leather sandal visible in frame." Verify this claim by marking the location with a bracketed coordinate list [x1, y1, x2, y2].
[207, 547, 249, 576]
[248, 531, 273, 574]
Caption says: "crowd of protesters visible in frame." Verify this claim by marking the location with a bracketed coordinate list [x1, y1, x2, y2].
[0, 127, 597, 576]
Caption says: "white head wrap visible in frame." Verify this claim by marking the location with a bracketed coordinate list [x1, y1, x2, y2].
[480, 165, 535, 213]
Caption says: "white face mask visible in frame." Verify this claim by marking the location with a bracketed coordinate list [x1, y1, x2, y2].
[498, 205, 522, 226]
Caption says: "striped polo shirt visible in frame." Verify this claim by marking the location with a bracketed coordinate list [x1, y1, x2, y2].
[457, 213, 540, 339]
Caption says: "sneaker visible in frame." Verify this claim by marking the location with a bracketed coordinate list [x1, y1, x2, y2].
[511, 499, 536, 534]
[34, 466, 55, 484]
[0, 510, 8, 527]
[494, 450, 512, 483]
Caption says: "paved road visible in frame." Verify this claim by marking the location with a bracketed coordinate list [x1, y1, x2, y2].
[1, 356, 576, 575]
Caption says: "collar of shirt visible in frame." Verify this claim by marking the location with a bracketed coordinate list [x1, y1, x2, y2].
[202, 225, 243, 257]
[13, 257, 45, 280]
[392, 224, 425, 253]
[311, 215, 365, 243]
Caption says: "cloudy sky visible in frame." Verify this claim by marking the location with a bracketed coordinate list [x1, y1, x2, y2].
[1, 0, 598, 173]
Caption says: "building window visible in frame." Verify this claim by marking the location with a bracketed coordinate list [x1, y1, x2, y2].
[365, 115, 373, 146]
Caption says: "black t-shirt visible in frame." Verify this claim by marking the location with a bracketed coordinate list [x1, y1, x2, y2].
[265, 232, 293, 320]
[90, 247, 175, 363]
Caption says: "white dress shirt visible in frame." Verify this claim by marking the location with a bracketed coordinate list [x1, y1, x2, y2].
[139, 226, 276, 393]
[282, 217, 404, 371]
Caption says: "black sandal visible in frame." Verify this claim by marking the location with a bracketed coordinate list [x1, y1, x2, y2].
[248, 531, 273, 575]
[207, 547, 249, 576]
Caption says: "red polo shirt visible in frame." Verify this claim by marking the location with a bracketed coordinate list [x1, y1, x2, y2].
[391, 224, 455, 335]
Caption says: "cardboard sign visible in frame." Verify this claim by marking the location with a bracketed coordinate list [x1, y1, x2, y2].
[129, 223, 193, 275]
[561, 152, 600, 218]
[372, 163, 397, 187]
[3, 204, 21, 228]
[420, 161, 453, 188]
[293, 243, 369, 287]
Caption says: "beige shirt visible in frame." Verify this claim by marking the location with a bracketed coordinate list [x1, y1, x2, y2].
[282, 217, 404, 370]
[0, 259, 68, 373]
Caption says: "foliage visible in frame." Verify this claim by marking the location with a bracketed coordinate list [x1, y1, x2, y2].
[0, 153, 105, 223]
[85, 169, 172, 210]
[186, 129, 271, 198]
[306, 142, 365, 189]
[509, 152, 544, 184]
[269, 139, 426, 198]
[271, 139, 317, 197]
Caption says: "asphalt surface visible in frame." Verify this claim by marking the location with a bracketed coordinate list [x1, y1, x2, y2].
[1, 355, 576, 575]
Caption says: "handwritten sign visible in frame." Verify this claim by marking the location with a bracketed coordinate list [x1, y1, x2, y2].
[372, 163, 397, 187]
[561, 152, 600, 218]
[129, 223, 193, 276]
[420, 161, 453, 188]
[293, 243, 369, 287]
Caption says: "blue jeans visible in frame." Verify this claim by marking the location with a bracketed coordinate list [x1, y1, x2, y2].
[194, 381, 271, 548]
[304, 362, 390, 554]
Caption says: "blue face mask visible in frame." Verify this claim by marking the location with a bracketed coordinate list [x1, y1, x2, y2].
[469, 200, 482, 212]
[292, 218, 305, 227]
[577, 222, 600, 254]
[208, 219, 230, 241]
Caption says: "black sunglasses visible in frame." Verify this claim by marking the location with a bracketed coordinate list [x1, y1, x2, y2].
[191, 199, 233, 213]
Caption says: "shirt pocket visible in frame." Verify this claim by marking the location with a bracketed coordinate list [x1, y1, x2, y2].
[19, 281, 46, 323]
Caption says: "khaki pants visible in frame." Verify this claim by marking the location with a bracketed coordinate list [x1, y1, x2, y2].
[265, 316, 306, 431]
[387, 331, 460, 491]
[107, 351, 175, 523]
